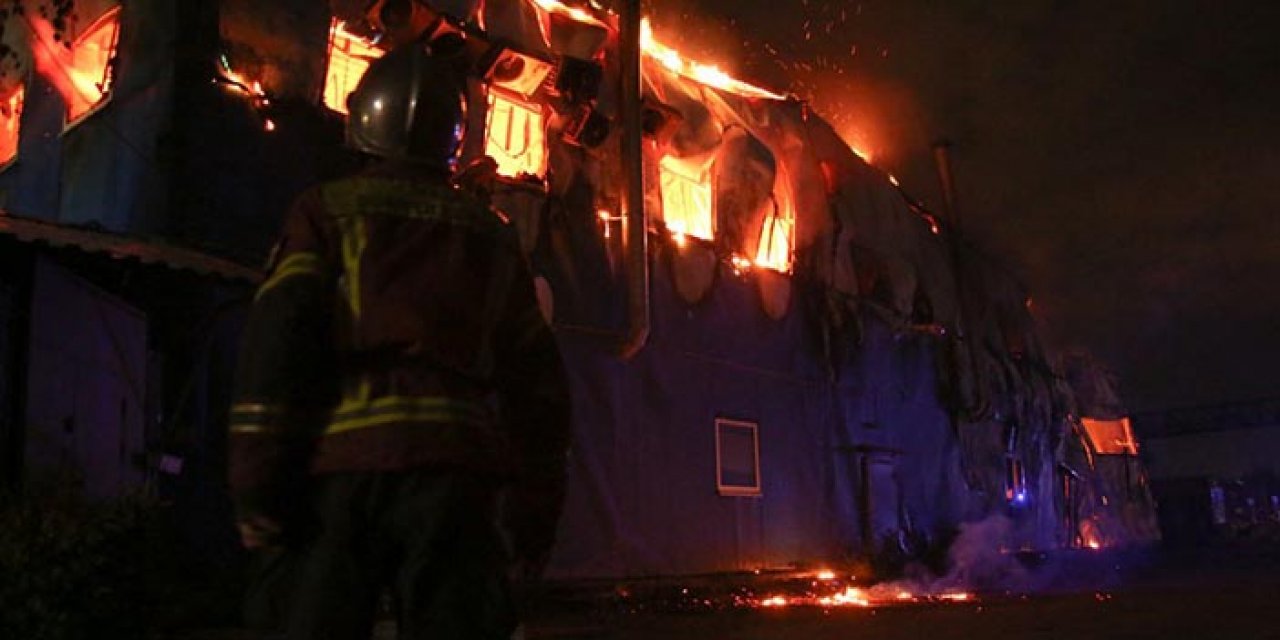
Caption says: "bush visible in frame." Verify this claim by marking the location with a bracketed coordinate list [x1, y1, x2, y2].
[0, 487, 180, 639]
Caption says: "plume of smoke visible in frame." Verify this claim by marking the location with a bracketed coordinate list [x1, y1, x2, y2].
[868, 515, 1032, 597]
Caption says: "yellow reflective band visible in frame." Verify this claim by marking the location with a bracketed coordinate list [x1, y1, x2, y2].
[229, 423, 270, 435]
[325, 396, 491, 435]
[336, 216, 367, 319]
[255, 252, 327, 301]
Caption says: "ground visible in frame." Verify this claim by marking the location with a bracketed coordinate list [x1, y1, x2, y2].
[172, 545, 1280, 639]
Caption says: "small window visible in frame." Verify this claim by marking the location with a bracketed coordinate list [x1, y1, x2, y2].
[0, 84, 24, 168]
[1080, 417, 1138, 455]
[323, 19, 384, 115]
[485, 89, 548, 180]
[716, 418, 761, 496]
[660, 154, 715, 241]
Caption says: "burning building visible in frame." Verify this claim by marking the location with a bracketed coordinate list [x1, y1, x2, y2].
[0, 0, 1156, 578]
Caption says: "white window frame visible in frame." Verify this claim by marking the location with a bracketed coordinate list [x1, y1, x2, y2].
[715, 418, 762, 497]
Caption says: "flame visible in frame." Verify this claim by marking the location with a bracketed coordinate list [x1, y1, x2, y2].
[753, 164, 796, 273]
[659, 154, 714, 241]
[485, 91, 548, 179]
[816, 570, 836, 581]
[760, 595, 789, 608]
[640, 19, 784, 100]
[939, 592, 972, 602]
[324, 19, 385, 115]
[755, 209, 794, 272]
[0, 85, 23, 166]
[28, 6, 121, 123]
[528, 0, 609, 29]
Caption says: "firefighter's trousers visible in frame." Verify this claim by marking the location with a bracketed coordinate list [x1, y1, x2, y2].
[284, 470, 515, 639]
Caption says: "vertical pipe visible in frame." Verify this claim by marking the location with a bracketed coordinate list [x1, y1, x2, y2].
[617, 0, 649, 359]
[932, 138, 960, 234]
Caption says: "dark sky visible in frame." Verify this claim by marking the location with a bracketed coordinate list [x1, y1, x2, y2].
[647, 0, 1280, 412]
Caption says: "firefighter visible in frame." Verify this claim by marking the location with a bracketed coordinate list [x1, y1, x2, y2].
[228, 40, 571, 639]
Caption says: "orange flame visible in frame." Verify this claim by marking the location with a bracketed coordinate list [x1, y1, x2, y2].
[485, 91, 548, 179]
[28, 7, 121, 123]
[640, 19, 784, 100]
[659, 154, 714, 241]
[324, 19, 384, 115]
[528, 0, 610, 30]
[0, 86, 23, 166]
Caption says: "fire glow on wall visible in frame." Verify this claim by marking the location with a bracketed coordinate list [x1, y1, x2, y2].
[323, 19, 384, 115]
[29, 5, 121, 124]
[0, 86, 23, 167]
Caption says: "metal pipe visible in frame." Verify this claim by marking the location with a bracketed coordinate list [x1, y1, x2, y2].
[617, 0, 649, 359]
[932, 138, 960, 233]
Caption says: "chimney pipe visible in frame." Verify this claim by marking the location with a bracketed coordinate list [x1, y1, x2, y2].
[617, 0, 649, 359]
[932, 138, 960, 233]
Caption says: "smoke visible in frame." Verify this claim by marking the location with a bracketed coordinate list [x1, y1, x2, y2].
[866, 515, 1032, 597]
[868, 514, 1130, 597]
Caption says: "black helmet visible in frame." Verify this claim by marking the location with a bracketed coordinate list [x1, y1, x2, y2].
[345, 41, 467, 169]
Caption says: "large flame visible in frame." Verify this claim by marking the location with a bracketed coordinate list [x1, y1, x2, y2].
[485, 91, 548, 179]
[28, 6, 121, 123]
[0, 85, 23, 166]
[640, 19, 784, 101]
[324, 19, 384, 115]
[659, 154, 715, 241]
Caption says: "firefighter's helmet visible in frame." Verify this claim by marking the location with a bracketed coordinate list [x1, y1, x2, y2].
[345, 41, 467, 169]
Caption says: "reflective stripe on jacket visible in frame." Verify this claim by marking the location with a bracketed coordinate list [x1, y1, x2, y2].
[228, 163, 570, 508]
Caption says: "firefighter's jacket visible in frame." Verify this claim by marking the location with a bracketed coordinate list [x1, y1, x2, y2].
[228, 164, 570, 521]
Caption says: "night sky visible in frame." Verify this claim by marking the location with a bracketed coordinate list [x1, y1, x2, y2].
[647, 0, 1280, 412]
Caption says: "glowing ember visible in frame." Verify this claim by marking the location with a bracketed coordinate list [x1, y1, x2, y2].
[896, 591, 914, 601]
[828, 587, 871, 607]
[730, 254, 753, 275]
[324, 19, 384, 115]
[939, 592, 972, 602]
[760, 595, 789, 608]
[28, 6, 121, 123]
[659, 155, 715, 241]
[640, 19, 785, 100]
[888, 174, 901, 187]
[485, 91, 549, 179]
[0, 86, 23, 167]
[816, 570, 836, 581]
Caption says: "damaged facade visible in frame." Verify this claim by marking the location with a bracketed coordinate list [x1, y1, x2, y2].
[0, 0, 1157, 578]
